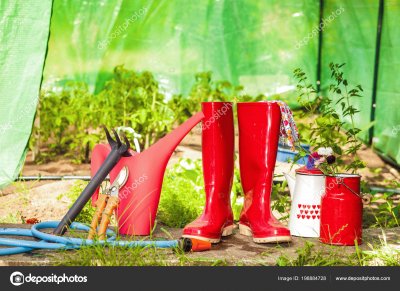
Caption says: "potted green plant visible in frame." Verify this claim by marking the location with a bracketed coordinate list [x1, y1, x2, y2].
[293, 63, 368, 246]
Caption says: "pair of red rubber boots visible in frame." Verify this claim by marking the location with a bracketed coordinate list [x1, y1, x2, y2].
[183, 102, 291, 243]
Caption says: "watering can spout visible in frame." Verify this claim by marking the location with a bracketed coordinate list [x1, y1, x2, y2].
[284, 172, 296, 199]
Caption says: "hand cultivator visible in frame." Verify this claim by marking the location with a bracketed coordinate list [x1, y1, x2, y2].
[54, 126, 132, 236]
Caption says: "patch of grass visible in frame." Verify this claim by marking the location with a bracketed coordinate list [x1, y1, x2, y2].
[364, 189, 400, 229]
[0, 211, 24, 224]
[57, 244, 173, 266]
[372, 196, 400, 228]
[276, 242, 350, 266]
[58, 241, 228, 266]
[352, 231, 400, 266]
[176, 252, 228, 266]
[277, 229, 400, 267]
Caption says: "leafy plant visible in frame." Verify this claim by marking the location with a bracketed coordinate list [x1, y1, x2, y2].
[158, 159, 205, 228]
[293, 63, 366, 174]
[31, 68, 252, 164]
[30, 82, 98, 163]
[99, 66, 175, 149]
[158, 158, 244, 227]
[168, 71, 243, 124]
[370, 192, 400, 228]
[231, 168, 244, 221]
[30, 66, 176, 163]
[271, 178, 291, 221]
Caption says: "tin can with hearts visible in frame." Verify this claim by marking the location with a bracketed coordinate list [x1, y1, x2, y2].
[320, 174, 362, 246]
[284, 167, 325, 237]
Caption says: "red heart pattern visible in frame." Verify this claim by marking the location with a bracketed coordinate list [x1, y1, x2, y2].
[295, 204, 321, 220]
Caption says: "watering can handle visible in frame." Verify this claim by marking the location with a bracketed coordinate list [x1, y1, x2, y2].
[337, 178, 362, 198]
[338, 178, 371, 205]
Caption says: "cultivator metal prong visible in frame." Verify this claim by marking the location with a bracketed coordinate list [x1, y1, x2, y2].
[102, 125, 116, 147]
[120, 132, 131, 151]
[112, 128, 122, 147]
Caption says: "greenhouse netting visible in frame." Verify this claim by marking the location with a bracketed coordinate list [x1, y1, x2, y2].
[0, 0, 399, 188]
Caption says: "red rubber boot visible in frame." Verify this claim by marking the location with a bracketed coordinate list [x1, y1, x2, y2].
[182, 102, 235, 243]
[237, 102, 291, 243]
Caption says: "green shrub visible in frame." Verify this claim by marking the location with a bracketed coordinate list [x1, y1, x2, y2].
[158, 158, 244, 227]
[168, 71, 244, 124]
[31, 67, 261, 164]
[158, 159, 205, 228]
[31, 66, 174, 163]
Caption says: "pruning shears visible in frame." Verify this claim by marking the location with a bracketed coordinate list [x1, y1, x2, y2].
[88, 166, 129, 240]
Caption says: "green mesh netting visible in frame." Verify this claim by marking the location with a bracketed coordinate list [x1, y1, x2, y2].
[43, 0, 319, 103]
[320, 0, 379, 142]
[373, 0, 400, 164]
[0, 0, 53, 188]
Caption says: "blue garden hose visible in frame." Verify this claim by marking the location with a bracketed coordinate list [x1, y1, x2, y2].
[0, 221, 181, 256]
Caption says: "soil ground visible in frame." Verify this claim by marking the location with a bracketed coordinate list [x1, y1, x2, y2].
[0, 131, 399, 266]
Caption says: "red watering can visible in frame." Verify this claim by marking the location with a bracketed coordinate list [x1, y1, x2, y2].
[91, 112, 204, 236]
[320, 174, 362, 246]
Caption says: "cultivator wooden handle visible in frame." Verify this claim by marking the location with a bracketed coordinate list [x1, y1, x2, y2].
[88, 193, 108, 240]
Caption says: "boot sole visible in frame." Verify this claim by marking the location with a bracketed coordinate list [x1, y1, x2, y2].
[238, 224, 292, 244]
[182, 225, 234, 244]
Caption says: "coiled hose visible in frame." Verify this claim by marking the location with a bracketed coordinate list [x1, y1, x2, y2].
[0, 221, 185, 256]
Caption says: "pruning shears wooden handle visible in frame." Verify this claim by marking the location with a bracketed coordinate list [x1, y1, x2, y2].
[98, 196, 119, 240]
[88, 193, 108, 240]
[87, 166, 129, 240]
